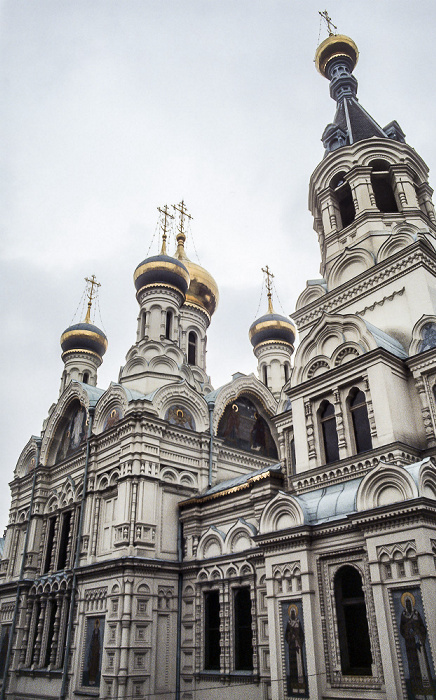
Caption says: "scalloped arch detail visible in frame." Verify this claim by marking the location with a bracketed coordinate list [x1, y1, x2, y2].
[212, 373, 277, 434]
[152, 380, 209, 433]
[327, 247, 375, 288]
[356, 462, 418, 511]
[259, 492, 305, 534]
[40, 383, 90, 466]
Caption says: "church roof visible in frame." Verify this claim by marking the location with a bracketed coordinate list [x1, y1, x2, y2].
[362, 319, 408, 358]
[197, 463, 282, 500]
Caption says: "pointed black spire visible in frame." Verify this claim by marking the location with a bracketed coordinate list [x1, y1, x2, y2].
[315, 35, 406, 156]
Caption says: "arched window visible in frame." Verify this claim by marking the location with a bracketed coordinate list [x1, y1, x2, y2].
[284, 363, 289, 383]
[139, 310, 147, 339]
[331, 172, 355, 229]
[165, 310, 173, 340]
[370, 160, 398, 213]
[320, 401, 339, 464]
[420, 322, 436, 352]
[263, 365, 268, 386]
[349, 389, 372, 453]
[82, 372, 89, 384]
[188, 331, 197, 365]
[334, 566, 372, 676]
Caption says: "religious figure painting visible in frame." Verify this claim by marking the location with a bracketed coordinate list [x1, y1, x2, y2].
[217, 396, 278, 459]
[82, 616, 105, 688]
[103, 406, 122, 431]
[281, 600, 308, 698]
[165, 405, 195, 431]
[392, 588, 436, 699]
[55, 404, 87, 463]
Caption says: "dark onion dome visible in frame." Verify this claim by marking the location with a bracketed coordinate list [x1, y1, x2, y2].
[174, 232, 219, 317]
[60, 322, 108, 360]
[249, 312, 296, 350]
[315, 34, 359, 78]
[133, 254, 190, 298]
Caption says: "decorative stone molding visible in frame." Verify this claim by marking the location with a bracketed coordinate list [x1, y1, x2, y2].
[212, 374, 278, 434]
[40, 381, 91, 466]
[152, 380, 209, 433]
[355, 287, 405, 317]
[356, 462, 418, 511]
[259, 492, 305, 533]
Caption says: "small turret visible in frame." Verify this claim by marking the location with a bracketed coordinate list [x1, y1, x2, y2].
[249, 266, 296, 398]
[60, 275, 107, 393]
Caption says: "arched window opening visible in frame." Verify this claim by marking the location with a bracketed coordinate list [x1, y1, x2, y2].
[334, 566, 373, 676]
[263, 365, 268, 386]
[82, 372, 89, 384]
[204, 591, 220, 671]
[320, 401, 339, 464]
[284, 363, 289, 383]
[349, 389, 372, 454]
[331, 173, 355, 229]
[290, 437, 296, 474]
[234, 588, 253, 671]
[139, 310, 147, 339]
[370, 160, 398, 213]
[43, 517, 56, 574]
[188, 331, 197, 365]
[165, 310, 173, 340]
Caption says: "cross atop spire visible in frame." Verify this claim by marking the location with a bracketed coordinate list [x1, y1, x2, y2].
[319, 9, 337, 37]
[157, 204, 174, 255]
[84, 275, 101, 324]
[262, 265, 275, 314]
[173, 200, 193, 239]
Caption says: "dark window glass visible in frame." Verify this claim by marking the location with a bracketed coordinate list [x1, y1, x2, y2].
[263, 366, 268, 386]
[43, 517, 56, 574]
[188, 332, 197, 365]
[57, 511, 72, 571]
[290, 437, 296, 472]
[82, 372, 89, 384]
[350, 390, 372, 453]
[165, 311, 173, 340]
[370, 162, 398, 213]
[334, 566, 372, 676]
[320, 402, 339, 464]
[234, 588, 253, 671]
[284, 364, 289, 383]
[204, 591, 220, 670]
[43, 601, 57, 667]
[0, 626, 10, 676]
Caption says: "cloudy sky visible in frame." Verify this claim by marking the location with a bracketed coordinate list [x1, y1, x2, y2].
[1, 0, 436, 530]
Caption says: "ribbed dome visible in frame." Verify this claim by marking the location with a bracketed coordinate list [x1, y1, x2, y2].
[249, 312, 296, 350]
[60, 322, 108, 360]
[315, 34, 359, 78]
[134, 254, 190, 298]
[175, 235, 219, 317]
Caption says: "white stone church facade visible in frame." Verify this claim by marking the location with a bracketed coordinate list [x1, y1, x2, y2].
[1, 32, 436, 700]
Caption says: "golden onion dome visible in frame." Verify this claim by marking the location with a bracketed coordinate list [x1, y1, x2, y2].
[249, 295, 296, 350]
[174, 232, 219, 317]
[315, 34, 359, 78]
[60, 322, 108, 361]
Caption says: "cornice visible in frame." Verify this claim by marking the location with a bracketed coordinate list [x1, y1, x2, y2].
[180, 468, 283, 508]
[293, 241, 436, 330]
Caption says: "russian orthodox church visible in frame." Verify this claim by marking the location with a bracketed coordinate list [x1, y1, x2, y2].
[2, 28, 436, 700]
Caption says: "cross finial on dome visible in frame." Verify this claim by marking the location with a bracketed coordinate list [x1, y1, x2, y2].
[84, 275, 101, 324]
[319, 10, 337, 37]
[262, 265, 275, 314]
[157, 204, 174, 255]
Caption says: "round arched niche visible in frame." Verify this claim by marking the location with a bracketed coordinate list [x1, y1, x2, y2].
[217, 395, 278, 459]
[50, 399, 88, 464]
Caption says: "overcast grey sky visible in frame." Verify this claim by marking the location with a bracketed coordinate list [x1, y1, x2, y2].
[1, 0, 436, 530]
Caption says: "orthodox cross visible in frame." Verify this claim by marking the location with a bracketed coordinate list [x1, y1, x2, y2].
[157, 204, 174, 254]
[262, 265, 274, 313]
[84, 274, 101, 323]
[173, 200, 193, 237]
[319, 10, 337, 36]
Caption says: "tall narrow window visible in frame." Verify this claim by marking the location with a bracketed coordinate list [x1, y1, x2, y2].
[349, 389, 372, 453]
[43, 517, 56, 574]
[331, 173, 355, 229]
[204, 591, 220, 671]
[320, 401, 339, 464]
[43, 600, 57, 667]
[234, 588, 253, 671]
[284, 363, 289, 383]
[188, 331, 197, 366]
[334, 566, 372, 676]
[165, 310, 173, 340]
[263, 365, 268, 386]
[82, 372, 89, 384]
[370, 160, 398, 213]
[56, 511, 72, 571]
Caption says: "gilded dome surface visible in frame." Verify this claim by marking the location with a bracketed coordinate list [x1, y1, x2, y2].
[175, 237, 219, 317]
[60, 322, 108, 359]
[249, 312, 296, 349]
[315, 34, 359, 77]
[134, 254, 190, 297]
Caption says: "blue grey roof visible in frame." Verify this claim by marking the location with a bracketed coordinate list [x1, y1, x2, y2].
[201, 463, 282, 498]
[295, 478, 361, 524]
[362, 319, 408, 358]
[78, 383, 105, 407]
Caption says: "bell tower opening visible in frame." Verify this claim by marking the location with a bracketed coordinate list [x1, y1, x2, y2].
[370, 160, 398, 213]
[331, 173, 355, 229]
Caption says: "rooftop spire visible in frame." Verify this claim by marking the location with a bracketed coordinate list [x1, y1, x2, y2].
[173, 200, 192, 259]
[315, 31, 405, 155]
[84, 275, 101, 324]
[318, 9, 337, 37]
[262, 265, 275, 314]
